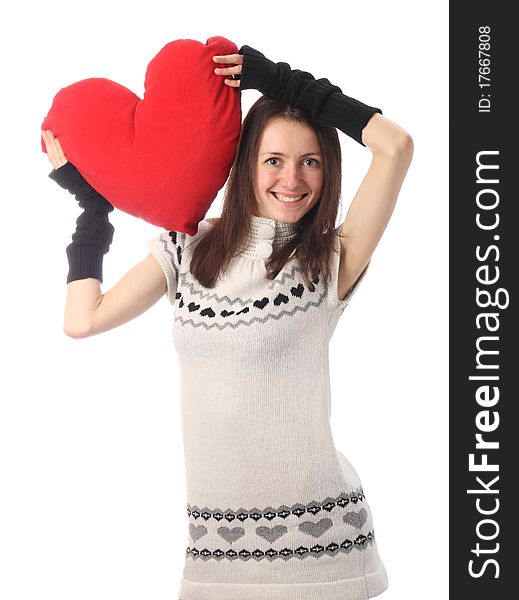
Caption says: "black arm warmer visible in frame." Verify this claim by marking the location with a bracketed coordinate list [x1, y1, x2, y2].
[49, 162, 115, 284]
[238, 45, 382, 146]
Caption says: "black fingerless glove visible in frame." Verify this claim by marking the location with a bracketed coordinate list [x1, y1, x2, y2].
[238, 45, 382, 146]
[49, 162, 115, 284]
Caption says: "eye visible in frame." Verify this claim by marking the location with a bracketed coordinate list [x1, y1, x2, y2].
[264, 157, 320, 167]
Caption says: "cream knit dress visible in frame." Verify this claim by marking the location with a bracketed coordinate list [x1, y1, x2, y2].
[147, 214, 388, 600]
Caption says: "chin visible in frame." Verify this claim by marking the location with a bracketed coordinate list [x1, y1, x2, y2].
[271, 210, 303, 223]
[261, 200, 310, 222]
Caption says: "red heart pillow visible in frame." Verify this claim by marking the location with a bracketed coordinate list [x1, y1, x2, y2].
[41, 36, 241, 235]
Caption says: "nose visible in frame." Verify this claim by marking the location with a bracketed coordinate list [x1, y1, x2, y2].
[279, 162, 304, 190]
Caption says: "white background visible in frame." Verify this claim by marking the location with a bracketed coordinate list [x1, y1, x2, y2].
[0, 1, 448, 599]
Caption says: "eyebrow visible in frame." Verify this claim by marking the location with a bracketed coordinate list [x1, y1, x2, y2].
[260, 151, 323, 158]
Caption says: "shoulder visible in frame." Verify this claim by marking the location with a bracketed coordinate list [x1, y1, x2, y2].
[191, 217, 220, 238]
[194, 216, 220, 232]
[179, 217, 219, 250]
[180, 217, 219, 240]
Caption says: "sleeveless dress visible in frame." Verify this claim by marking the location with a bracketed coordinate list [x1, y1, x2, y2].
[147, 214, 388, 600]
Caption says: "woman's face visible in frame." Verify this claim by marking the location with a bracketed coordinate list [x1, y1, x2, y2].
[253, 118, 324, 223]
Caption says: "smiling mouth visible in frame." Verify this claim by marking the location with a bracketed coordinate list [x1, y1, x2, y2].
[270, 192, 308, 204]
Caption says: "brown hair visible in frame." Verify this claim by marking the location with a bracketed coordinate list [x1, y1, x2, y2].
[189, 96, 343, 289]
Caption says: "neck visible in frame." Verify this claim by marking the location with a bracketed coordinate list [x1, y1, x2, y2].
[238, 214, 301, 260]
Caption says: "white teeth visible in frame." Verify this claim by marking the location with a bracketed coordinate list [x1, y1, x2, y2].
[274, 193, 305, 203]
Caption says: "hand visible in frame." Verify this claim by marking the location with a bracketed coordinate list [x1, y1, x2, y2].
[212, 53, 243, 88]
[41, 129, 68, 169]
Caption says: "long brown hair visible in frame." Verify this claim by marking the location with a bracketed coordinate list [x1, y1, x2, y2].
[189, 96, 343, 289]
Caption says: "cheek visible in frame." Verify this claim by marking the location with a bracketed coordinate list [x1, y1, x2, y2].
[256, 169, 274, 191]
[311, 173, 324, 194]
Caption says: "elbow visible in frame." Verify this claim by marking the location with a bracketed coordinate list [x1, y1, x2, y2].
[63, 322, 92, 339]
[389, 131, 414, 160]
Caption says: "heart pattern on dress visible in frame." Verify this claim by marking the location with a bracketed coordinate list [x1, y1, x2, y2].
[343, 508, 368, 529]
[256, 525, 288, 543]
[290, 284, 305, 298]
[217, 526, 245, 544]
[253, 297, 269, 310]
[189, 524, 207, 542]
[273, 293, 289, 306]
[298, 518, 333, 538]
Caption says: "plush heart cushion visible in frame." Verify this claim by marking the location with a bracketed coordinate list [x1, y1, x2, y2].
[41, 36, 241, 235]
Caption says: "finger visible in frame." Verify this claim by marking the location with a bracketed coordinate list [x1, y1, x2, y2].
[41, 130, 53, 151]
[43, 131, 62, 169]
[42, 131, 58, 166]
[212, 53, 243, 64]
[53, 138, 68, 167]
[214, 64, 242, 77]
[41, 130, 48, 151]
[224, 78, 241, 88]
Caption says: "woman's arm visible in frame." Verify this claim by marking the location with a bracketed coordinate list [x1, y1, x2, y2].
[337, 113, 414, 300]
[64, 253, 167, 338]
[213, 49, 413, 301]
[214, 47, 382, 146]
[42, 130, 168, 338]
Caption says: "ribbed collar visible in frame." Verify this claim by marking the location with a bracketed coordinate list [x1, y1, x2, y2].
[237, 214, 301, 260]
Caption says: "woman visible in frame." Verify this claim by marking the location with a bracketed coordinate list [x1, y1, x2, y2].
[42, 45, 413, 599]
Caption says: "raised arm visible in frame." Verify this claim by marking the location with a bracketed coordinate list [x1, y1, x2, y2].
[214, 47, 413, 300]
[336, 113, 413, 300]
[42, 130, 168, 338]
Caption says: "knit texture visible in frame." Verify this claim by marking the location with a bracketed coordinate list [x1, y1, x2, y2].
[147, 216, 387, 599]
[49, 162, 114, 283]
[238, 45, 382, 146]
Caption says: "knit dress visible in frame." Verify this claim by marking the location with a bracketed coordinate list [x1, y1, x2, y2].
[147, 214, 388, 600]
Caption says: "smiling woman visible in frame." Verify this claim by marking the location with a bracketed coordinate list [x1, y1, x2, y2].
[188, 96, 346, 291]
[43, 41, 412, 600]
[254, 119, 324, 218]
[148, 47, 411, 600]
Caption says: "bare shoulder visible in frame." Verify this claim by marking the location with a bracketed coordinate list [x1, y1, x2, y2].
[206, 217, 221, 225]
